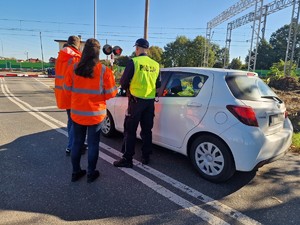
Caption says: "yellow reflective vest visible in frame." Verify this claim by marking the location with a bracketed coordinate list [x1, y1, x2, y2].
[130, 56, 159, 99]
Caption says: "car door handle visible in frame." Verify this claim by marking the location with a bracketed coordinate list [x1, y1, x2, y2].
[187, 102, 202, 107]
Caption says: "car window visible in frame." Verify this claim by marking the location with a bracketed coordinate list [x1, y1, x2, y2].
[226, 76, 277, 100]
[162, 72, 207, 97]
[257, 79, 276, 96]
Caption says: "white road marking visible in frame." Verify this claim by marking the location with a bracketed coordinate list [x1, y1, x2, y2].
[101, 152, 229, 225]
[100, 142, 261, 225]
[1, 77, 261, 225]
[1, 78, 67, 135]
[34, 106, 58, 110]
[34, 77, 53, 88]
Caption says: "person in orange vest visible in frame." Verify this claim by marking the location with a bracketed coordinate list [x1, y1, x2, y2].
[64, 38, 118, 183]
[54, 35, 86, 156]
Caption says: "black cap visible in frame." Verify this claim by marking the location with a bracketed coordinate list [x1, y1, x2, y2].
[133, 38, 149, 49]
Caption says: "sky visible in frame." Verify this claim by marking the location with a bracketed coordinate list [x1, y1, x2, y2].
[0, 0, 292, 63]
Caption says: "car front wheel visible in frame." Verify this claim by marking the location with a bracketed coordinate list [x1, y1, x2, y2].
[101, 111, 115, 137]
[190, 135, 235, 182]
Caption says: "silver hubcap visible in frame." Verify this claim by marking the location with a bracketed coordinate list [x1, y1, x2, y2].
[195, 142, 224, 176]
[101, 116, 111, 134]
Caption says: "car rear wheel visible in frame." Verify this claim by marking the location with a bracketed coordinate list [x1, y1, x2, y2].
[190, 135, 235, 182]
[101, 111, 116, 137]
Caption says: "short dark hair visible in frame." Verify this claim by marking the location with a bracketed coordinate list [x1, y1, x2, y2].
[67, 36, 81, 50]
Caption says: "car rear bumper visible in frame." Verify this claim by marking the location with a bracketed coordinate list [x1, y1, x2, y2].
[221, 118, 293, 171]
[254, 149, 287, 169]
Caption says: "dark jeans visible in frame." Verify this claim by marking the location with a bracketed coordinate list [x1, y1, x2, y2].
[71, 121, 102, 174]
[66, 109, 73, 150]
[122, 98, 155, 161]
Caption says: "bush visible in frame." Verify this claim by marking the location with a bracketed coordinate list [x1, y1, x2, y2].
[268, 76, 300, 91]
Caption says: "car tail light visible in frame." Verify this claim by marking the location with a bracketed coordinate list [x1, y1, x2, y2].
[226, 105, 258, 127]
[284, 111, 288, 118]
[246, 72, 258, 77]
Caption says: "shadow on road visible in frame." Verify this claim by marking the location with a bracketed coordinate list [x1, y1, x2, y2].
[0, 130, 299, 224]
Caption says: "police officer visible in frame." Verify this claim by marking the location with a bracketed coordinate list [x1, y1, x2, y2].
[113, 38, 160, 168]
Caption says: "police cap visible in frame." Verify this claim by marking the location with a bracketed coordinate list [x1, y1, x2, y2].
[133, 38, 149, 49]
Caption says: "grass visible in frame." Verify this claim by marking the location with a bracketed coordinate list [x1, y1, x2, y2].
[291, 133, 300, 153]
[0, 59, 53, 69]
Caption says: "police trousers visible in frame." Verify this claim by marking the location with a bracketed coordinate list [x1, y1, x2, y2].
[122, 97, 155, 161]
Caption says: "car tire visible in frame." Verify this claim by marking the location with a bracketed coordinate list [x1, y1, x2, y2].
[101, 111, 116, 137]
[190, 135, 235, 183]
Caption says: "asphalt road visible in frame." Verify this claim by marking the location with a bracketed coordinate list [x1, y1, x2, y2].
[0, 77, 299, 225]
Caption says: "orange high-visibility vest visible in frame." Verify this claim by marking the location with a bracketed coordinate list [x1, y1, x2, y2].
[64, 62, 117, 126]
[54, 46, 81, 109]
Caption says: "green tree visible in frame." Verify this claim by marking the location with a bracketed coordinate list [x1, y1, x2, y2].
[245, 24, 300, 71]
[188, 36, 206, 67]
[268, 59, 297, 78]
[147, 46, 163, 66]
[270, 25, 290, 63]
[206, 40, 219, 67]
[114, 55, 131, 67]
[162, 35, 219, 67]
[229, 57, 242, 69]
[163, 36, 190, 67]
[213, 47, 228, 68]
[270, 24, 300, 66]
[256, 39, 274, 69]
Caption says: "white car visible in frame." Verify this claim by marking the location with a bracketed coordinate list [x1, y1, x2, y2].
[101, 67, 293, 182]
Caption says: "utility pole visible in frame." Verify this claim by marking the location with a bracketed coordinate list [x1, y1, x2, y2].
[144, 0, 149, 40]
[40, 32, 44, 71]
[25, 51, 29, 61]
[94, 0, 97, 39]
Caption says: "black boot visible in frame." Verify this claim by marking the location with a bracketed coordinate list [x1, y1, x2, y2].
[113, 157, 133, 168]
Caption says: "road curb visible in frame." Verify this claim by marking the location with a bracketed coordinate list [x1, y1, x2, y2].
[0, 73, 55, 78]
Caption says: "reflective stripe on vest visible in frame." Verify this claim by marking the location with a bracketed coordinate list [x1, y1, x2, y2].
[70, 65, 107, 118]
[70, 65, 106, 94]
[55, 75, 64, 79]
[71, 108, 106, 116]
[55, 74, 64, 90]
[55, 85, 63, 90]
[63, 62, 78, 91]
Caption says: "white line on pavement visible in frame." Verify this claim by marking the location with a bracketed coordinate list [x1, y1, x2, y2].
[1, 82, 67, 137]
[100, 142, 261, 225]
[34, 77, 51, 88]
[34, 106, 58, 110]
[100, 152, 229, 225]
[2, 83, 66, 128]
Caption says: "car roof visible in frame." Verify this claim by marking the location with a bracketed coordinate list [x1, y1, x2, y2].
[160, 67, 257, 77]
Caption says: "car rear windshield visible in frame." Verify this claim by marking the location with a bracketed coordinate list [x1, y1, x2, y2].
[226, 75, 277, 100]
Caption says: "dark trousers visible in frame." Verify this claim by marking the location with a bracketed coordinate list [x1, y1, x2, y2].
[71, 121, 101, 174]
[122, 98, 155, 161]
[66, 109, 74, 149]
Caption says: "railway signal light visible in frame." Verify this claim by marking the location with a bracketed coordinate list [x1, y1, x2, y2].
[102, 44, 113, 55]
[112, 46, 122, 56]
[102, 44, 122, 56]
